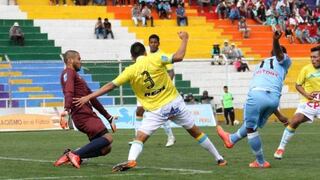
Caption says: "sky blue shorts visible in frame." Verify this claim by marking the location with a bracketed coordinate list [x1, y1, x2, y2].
[244, 90, 280, 130]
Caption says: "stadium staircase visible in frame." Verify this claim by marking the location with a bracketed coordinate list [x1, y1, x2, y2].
[0, 60, 113, 108]
[0, 6, 112, 107]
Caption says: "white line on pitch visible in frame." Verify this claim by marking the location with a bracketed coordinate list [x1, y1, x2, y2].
[0, 156, 212, 179]
[3, 171, 209, 180]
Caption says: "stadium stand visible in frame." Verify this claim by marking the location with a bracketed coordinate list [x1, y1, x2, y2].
[0, 61, 114, 107]
[1, 1, 314, 122]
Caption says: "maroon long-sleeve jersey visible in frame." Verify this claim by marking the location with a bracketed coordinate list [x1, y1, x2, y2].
[60, 68, 111, 120]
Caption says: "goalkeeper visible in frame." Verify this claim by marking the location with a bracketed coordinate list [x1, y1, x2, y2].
[54, 50, 117, 169]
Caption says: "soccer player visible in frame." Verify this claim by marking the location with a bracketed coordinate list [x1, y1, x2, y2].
[274, 45, 320, 160]
[132, 34, 176, 147]
[54, 50, 117, 169]
[74, 31, 227, 172]
[216, 31, 291, 168]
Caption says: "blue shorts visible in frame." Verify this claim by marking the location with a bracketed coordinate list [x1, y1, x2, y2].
[244, 90, 280, 130]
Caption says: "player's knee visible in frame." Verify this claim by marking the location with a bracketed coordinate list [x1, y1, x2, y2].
[102, 133, 113, 144]
[136, 106, 145, 117]
[101, 145, 112, 156]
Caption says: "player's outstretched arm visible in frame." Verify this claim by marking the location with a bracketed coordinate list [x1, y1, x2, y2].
[74, 82, 117, 107]
[272, 30, 284, 61]
[172, 31, 189, 62]
[295, 84, 314, 101]
[273, 109, 289, 126]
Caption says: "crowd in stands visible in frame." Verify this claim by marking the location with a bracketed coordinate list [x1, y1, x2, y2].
[211, 40, 249, 72]
[131, 3, 154, 26]
[131, 1, 188, 27]
[94, 17, 114, 39]
[217, 0, 319, 44]
[49, 0, 106, 5]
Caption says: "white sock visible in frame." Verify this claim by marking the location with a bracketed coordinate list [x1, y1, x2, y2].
[163, 121, 174, 138]
[134, 117, 143, 136]
[197, 133, 223, 161]
[278, 126, 295, 150]
[128, 141, 143, 161]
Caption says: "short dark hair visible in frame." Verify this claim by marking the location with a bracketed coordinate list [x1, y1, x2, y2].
[63, 50, 79, 64]
[149, 34, 160, 42]
[223, 86, 228, 89]
[311, 45, 320, 53]
[271, 45, 287, 56]
[130, 42, 146, 59]
[98, 17, 101, 20]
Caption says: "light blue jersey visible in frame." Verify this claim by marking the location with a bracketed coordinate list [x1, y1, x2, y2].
[245, 54, 291, 129]
[250, 54, 291, 95]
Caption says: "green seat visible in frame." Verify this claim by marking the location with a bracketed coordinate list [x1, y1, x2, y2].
[0, 19, 60, 61]
[0, 19, 33, 26]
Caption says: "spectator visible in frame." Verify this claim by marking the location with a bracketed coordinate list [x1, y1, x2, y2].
[176, 4, 188, 26]
[158, 1, 172, 19]
[131, 3, 142, 26]
[94, 17, 105, 39]
[200, 90, 217, 115]
[200, 0, 214, 13]
[257, 4, 267, 23]
[93, 0, 106, 5]
[312, 6, 320, 23]
[163, 2, 172, 19]
[305, 21, 319, 44]
[216, 0, 228, 19]
[228, 43, 243, 64]
[200, 90, 213, 104]
[229, 5, 240, 25]
[238, 1, 247, 17]
[277, 4, 289, 32]
[221, 86, 235, 126]
[264, 10, 278, 30]
[103, 18, 114, 39]
[221, 40, 232, 60]
[238, 16, 250, 38]
[287, 13, 299, 30]
[251, 5, 264, 24]
[141, 4, 154, 27]
[74, 0, 89, 5]
[234, 58, 250, 72]
[284, 25, 294, 44]
[50, 0, 66, 5]
[211, 44, 224, 65]
[9, 22, 24, 46]
[295, 22, 307, 43]
[185, 93, 198, 104]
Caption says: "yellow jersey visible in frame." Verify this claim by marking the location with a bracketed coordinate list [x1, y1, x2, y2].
[112, 54, 179, 111]
[148, 49, 174, 71]
[296, 64, 320, 102]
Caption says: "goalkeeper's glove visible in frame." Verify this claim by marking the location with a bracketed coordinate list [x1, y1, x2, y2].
[60, 111, 69, 130]
[107, 116, 117, 133]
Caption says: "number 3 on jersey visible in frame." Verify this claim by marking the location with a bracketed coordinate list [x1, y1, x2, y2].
[142, 71, 155, 89]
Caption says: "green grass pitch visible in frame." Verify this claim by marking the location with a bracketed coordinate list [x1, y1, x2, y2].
[1, 122, 320, 180]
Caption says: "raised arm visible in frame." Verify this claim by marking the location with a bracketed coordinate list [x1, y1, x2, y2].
[172, 31, 189, 62]
[272, 30, 284, 61]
